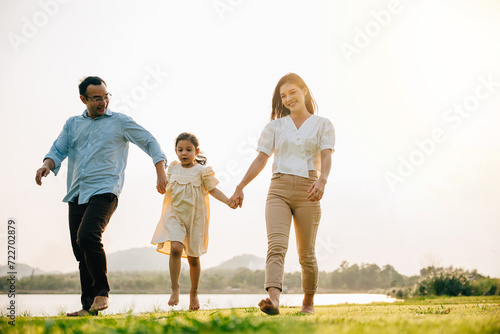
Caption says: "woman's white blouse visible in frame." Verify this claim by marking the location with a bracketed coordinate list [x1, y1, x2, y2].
[257, 115, 335, 178]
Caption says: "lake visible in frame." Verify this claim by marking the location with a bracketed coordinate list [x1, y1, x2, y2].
[1, 293, 396, 316]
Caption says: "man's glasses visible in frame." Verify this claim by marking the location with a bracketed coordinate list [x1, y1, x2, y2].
[85, 93, 112, 102]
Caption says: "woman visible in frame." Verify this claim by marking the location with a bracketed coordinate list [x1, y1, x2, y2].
[229, 73, 335, 314]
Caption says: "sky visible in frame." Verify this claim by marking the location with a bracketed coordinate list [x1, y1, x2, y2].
[1, 0, 499, 278]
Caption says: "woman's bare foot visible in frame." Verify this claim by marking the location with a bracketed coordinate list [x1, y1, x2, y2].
[301, 293, 315, 314]
[168, 288, 180, 306]
[189, 290, 200, 311]
[66, 309, 97, 317]
[301, 304, 315, 313]
[258, 297, 279, 315]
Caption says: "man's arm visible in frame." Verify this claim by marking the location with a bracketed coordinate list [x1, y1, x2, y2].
[35, 159, 55, 186]
[36, 120, 71, 185]
[155, 160, 167, 194]
[122, 116, 168, 194]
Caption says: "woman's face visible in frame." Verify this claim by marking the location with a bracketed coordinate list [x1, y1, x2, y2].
[279, 82, 308, 113]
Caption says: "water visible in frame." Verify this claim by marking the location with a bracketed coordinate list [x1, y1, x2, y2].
[1, 293, 396, 316]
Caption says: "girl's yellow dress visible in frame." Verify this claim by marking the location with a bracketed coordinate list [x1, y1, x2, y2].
[151, 161, 219, 258]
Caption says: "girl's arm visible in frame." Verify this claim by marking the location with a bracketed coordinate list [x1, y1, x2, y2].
[307, 149, 333, 201]
[209, 188, 230, 206]
[230, 152, 270, 208]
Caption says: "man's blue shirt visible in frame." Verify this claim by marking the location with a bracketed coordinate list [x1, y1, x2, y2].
[45, 109, 167, 204]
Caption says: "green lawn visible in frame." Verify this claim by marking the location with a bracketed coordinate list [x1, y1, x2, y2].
[1, 296, 499, 333]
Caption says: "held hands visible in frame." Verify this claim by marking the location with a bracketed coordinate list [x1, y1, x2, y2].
[307, 178, 326, 202]
[155, 161, 168, 194]
[228, 187, 244, 209]
[208, 188, 237, 209]
[156, 173, 168, 194]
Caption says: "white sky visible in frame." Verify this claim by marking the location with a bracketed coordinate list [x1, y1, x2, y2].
[1, 0, 499, 278]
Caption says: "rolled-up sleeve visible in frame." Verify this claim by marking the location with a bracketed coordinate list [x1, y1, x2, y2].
[122, 115, 167, 166]
[256, 121, 275, 157]
[44, 119, 70, 175]
[319, 119, 335, 152]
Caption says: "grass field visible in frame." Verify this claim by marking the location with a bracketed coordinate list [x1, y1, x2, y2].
[1, 296, 499, 333]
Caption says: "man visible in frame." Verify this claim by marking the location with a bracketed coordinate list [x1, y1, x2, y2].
[35, 76, 168, 316]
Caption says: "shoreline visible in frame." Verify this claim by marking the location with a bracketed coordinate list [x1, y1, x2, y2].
[1, 290, 393, 295]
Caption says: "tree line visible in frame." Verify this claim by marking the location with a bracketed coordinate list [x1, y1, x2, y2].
[1, 262, 498, 297]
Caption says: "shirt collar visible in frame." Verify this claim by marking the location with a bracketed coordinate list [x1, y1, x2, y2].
[82, 108, 114, 119]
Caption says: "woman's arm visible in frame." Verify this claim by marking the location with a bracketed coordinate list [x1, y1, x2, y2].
[229, 152, 270, 208]
[307, 149, 333, 201]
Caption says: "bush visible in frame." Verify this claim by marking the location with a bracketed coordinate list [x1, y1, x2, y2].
[472, 278, 500, 296]
[417, 270, 472, 296]
[415, 267, 500, 297]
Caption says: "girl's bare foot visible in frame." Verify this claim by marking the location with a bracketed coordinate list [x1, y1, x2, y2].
[168, 288, 180, 306]
[189, 290, 200, 310]
[258, 297, 279, 315]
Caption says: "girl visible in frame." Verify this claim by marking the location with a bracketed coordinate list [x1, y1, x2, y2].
[151, 132, 231, 310]
[229, 73, 335, 315]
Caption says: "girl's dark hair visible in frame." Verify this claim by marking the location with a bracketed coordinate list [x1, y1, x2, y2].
[79, 76, 107, 96]
[271, 73, 317, 121]
[175, 132, 207, 165]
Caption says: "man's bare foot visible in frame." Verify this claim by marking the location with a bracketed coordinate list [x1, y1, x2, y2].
[89, 296, 109, 312]
[66, 309, 97, 317]
[189, 290, 200, 311]
[258, 297, 279, 315]
[301, 304, 315, 313]
[168, 289, 180, 306]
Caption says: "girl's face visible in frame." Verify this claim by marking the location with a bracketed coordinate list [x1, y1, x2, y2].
[279, 82, 308, 113]
[175, 139, 199, 167]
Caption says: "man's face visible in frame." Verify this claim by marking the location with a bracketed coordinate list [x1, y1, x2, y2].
[80, 84, 109, 119]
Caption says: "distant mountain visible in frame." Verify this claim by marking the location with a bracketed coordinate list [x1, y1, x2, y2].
[0, 263, 61, 279]
[107, 248, 265, 272]
[107, 247, 175, 272]
[0, 248, 169, 277]
[212, 254, 265, 271]
[1, 249, 266, 277]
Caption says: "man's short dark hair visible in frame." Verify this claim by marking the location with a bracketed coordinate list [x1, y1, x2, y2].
[79, 76, 107, 96]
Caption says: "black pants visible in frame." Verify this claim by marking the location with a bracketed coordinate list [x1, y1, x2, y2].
[69, 193, 118, 311]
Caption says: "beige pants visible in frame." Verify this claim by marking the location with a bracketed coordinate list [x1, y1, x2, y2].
[264, 171, 321, 294]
